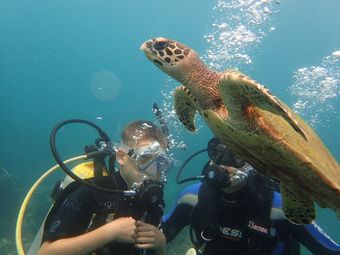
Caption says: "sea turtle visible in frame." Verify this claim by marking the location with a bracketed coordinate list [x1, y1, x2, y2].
[140, 37, 340, 224]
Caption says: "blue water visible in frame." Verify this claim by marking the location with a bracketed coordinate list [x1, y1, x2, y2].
[0, 0, 339, 254]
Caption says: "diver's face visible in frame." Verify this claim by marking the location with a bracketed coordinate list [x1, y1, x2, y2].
[118, 140, 171, 187]
[122, 152, 147, 186]
[220, 164, 248, 193]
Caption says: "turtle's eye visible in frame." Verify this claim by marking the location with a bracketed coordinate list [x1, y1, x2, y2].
[154, 41, 169, 51]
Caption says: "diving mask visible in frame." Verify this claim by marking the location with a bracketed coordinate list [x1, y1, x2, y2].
[207, 138, 245, 168]
[123, 141, 173, 177]
[206, 138, 253, 187]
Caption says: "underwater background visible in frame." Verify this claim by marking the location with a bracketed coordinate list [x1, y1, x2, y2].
[0, 0, 339, 254]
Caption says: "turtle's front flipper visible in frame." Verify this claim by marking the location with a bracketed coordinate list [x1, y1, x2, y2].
[219, 70, 308, 141]
[174, 85, 199, 132]
[280, 184, 315, 224]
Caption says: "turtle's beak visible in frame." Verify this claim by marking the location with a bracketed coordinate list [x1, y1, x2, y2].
[139, 42, 147, 51]
[140, 39, 153, 52]
[140, 40, 154, 61]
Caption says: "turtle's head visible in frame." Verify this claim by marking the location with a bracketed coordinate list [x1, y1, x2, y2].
[140, 37, 198, 81]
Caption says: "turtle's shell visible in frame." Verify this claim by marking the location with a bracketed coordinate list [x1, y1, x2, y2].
[197, 70, 340, 224]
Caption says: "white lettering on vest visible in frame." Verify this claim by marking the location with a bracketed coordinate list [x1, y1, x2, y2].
[247, 220, 268, 234]
[220, 226, 243, 239]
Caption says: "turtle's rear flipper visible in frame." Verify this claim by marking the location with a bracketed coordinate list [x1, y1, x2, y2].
[280, 184, 315, 224]
[219, 70, 308, 141]
[174, 85, 199, 132]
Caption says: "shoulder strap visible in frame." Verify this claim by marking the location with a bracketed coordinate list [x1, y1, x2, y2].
[245, 173, 277, 255]
[190, 183, 220, 247]
[43, 181, 83, 233]
[250, 172, 276, 224]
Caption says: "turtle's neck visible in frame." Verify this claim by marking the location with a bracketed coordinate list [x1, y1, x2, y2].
[172, 53, 221, 108]
[178, 54, 220, 88]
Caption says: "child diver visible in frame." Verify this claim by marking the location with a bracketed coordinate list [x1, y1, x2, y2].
[38, 120, 172, 255]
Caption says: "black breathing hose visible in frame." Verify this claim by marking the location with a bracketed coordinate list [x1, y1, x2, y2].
[176, 149, 207, 184]
[50, 119, 126, 194]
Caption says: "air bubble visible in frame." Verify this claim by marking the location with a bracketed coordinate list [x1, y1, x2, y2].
[289, 52, 339, 128]
[203, 0, 281, 70]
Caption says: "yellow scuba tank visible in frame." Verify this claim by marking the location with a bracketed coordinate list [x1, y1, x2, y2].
[73, 162, 109, 178]
[53, 162, 109, 198]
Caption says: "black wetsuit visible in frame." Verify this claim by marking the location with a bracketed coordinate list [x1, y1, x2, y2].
[163, 176, 340, 255]
[42, 172, 163, 255]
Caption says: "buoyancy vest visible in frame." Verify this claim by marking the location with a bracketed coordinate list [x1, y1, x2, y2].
[44, 168, 163, 255]
[191, 171, 279, 255]
[43, 175, 125, 234]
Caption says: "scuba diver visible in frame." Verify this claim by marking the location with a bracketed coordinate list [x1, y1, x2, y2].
[162, 137, 340, 255]
[37, 120, 172, 255]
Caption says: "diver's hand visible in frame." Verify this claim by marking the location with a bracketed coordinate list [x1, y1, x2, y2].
[38, 217, 137, 255]
[103, 217, 137, 243]
[135, 221, 166, 254]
